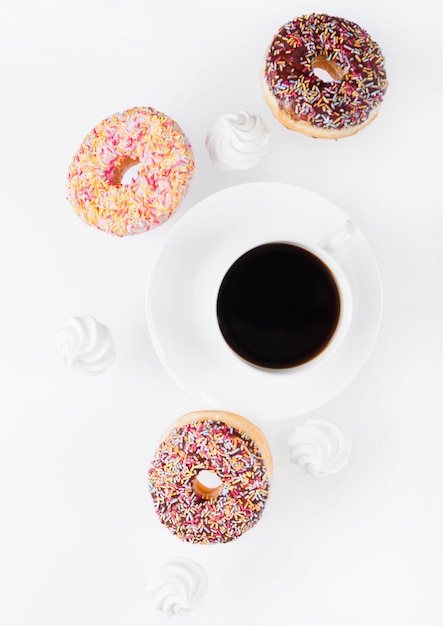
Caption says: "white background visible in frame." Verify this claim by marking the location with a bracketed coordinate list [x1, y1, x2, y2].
[1, 0, 443, 624]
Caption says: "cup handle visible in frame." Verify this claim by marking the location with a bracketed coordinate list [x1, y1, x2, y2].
[318, 220, 356, 254]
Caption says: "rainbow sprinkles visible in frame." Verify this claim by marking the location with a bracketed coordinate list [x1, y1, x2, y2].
[263, 14, 388, 136]
[66, 107, 195, 236]
[148, 417, 271, 544]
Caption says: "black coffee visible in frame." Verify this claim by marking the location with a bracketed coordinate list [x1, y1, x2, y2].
[216, 243, 341, 369]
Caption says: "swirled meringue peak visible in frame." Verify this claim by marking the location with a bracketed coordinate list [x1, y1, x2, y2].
[288, 419, 351, 477]
[56, 315, 116, 376]
[147, 557, 208, 617]
[205, 110, 270, 170]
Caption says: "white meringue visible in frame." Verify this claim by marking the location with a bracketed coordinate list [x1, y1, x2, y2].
[147, 557, 208, 617]
[205, 110, 270, 170]
[288, 419, 351, 477]
[56, 315, 116, 376]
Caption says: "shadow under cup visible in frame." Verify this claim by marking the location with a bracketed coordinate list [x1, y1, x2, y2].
[216, 242, 344, 370]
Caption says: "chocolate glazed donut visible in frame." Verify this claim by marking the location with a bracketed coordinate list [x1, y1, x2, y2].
[148, 411, 273, 544]
[262, 14, 388, 139]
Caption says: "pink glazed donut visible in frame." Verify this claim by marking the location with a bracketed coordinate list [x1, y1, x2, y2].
[66, 107, 195, 236]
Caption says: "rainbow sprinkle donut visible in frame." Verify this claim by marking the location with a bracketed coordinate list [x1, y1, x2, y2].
[148, 411, 273, 544]
[262, 14, 388, 139]
[66, 107, 195, 236]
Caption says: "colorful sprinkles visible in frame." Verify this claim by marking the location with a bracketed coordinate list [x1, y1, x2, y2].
[66, 107, 195, 236]
[148, 418, 271, 544]
[264, 14, 388, 130]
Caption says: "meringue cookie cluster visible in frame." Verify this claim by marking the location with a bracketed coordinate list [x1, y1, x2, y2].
[205, 111, 270, 170]
[288, 419, 351, 477]
[56, 314, 116, 375]
[147, 557, 208, 617]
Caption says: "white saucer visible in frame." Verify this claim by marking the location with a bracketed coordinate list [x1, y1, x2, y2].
[146, 182, 382, 421]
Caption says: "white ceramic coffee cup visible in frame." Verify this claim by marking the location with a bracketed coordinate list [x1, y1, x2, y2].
[213, 220, 356, 372]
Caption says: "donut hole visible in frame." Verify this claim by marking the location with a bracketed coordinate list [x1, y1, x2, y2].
[110, 156, 144, 185]
[312, 56, 346, 82]
[193, 469, 224, 500]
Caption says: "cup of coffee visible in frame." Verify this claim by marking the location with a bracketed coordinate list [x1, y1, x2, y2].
[215, 221, 355, 371]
